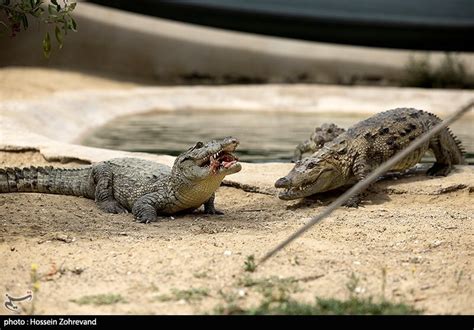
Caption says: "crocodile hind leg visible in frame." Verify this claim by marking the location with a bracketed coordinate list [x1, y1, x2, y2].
[426, 133, 461, 176]
[204, 193, 224, 215]
[92, 163, 128, 214]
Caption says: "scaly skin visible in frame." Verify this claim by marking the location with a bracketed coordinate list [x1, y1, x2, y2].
[276, 108, 466, 206]
[0, 137, 241, 223]
[293, 123, 346, 162]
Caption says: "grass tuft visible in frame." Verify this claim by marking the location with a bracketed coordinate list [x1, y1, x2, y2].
[71, 294, 126, 306]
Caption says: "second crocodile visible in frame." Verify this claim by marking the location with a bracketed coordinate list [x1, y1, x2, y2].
[275, 108, 466, 206]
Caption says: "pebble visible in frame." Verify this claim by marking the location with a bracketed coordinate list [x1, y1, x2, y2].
[429, 240, 443, 248]
[223, 250, 232, 256]
[354, 287, 366, 294]
[407, 256, 423, 264]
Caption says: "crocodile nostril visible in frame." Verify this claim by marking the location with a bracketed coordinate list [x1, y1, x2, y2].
[275, 177, 290, 188]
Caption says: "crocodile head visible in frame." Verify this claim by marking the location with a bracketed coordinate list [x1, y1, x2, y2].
[173, 136, 241, 181]
[275, 149, 345, 200]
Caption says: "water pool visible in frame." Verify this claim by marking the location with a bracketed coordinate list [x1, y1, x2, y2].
[82, 110, 474, 164]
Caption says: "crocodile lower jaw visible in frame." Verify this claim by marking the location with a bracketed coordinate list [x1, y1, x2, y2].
[278, 183, 320, 200]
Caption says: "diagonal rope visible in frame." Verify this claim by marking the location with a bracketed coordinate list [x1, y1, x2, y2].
[259, 100, 474, 266]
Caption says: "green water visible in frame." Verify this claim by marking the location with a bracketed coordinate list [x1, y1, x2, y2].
[82, 110, 474, 164]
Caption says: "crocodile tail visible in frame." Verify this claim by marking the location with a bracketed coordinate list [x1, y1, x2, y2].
[445, 128, 467, 165]
[0, 166, 95, 198]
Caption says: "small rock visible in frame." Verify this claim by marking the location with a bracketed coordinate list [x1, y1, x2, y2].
[237, 289, 246, 297]
[223, 250, 232, 256]
[429, 240, 443, 248]
[54, 234, 75, 243]
[407, 256, 423, 264]
[443, 226, 458, 230]
[71, 267, 85, 275]
[289, 256, 300, 266]
[414, 296, 427, 302]
[353, 261, 361, 265]
[354, 287, 366, 294]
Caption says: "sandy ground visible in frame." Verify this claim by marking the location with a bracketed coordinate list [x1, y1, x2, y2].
[0, 67, 473, 315]
[0, 67, 139, 101]
[0, 151, 472, 315]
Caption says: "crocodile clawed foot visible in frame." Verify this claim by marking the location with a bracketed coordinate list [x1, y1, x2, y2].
[427, 163, 451, 177]
[97, 200, 128, 214]
[134, 215, 156, 224]
[343, 195, 362, 208]
[204, 208, 224, 215]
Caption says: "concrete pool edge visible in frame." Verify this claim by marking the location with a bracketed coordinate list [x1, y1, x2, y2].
[1, 84, 473, 194]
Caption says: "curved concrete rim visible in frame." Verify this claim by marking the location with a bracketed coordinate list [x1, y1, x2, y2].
[1, 84, 473, 194]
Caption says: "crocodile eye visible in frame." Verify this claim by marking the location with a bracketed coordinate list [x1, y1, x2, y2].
[194, 142, 204, 149]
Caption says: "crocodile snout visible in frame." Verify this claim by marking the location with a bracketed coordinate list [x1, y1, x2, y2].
[275, 177, 290, 188]
[221, 136, 239, 152]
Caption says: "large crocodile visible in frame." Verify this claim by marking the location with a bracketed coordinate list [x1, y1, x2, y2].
[275, 108, 466, 206]
[0, 137, 241, 223]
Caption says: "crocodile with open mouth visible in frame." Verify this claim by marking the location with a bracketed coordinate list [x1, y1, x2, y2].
[0, 137, 241, 223]
[276, 108, 466, 207]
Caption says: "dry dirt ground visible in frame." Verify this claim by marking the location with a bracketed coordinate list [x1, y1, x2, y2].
[0, 151, 472, 315]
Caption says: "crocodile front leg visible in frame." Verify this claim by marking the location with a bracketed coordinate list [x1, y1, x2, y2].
[92, 163, 128, 214]
[204, 193, 224, 215]
[131, 192, 167, 223]
[346, 154, 374, 208]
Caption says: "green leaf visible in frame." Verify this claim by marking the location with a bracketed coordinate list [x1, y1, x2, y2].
[32, 7, 43, 17]
[70, 16, 77, 31]
[21, 14, 28, 30]
[55, 25, 63, 48]
[43, 32, 51, 58]
[48, 4, 57, 14]
[68, 2, 77, 11]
